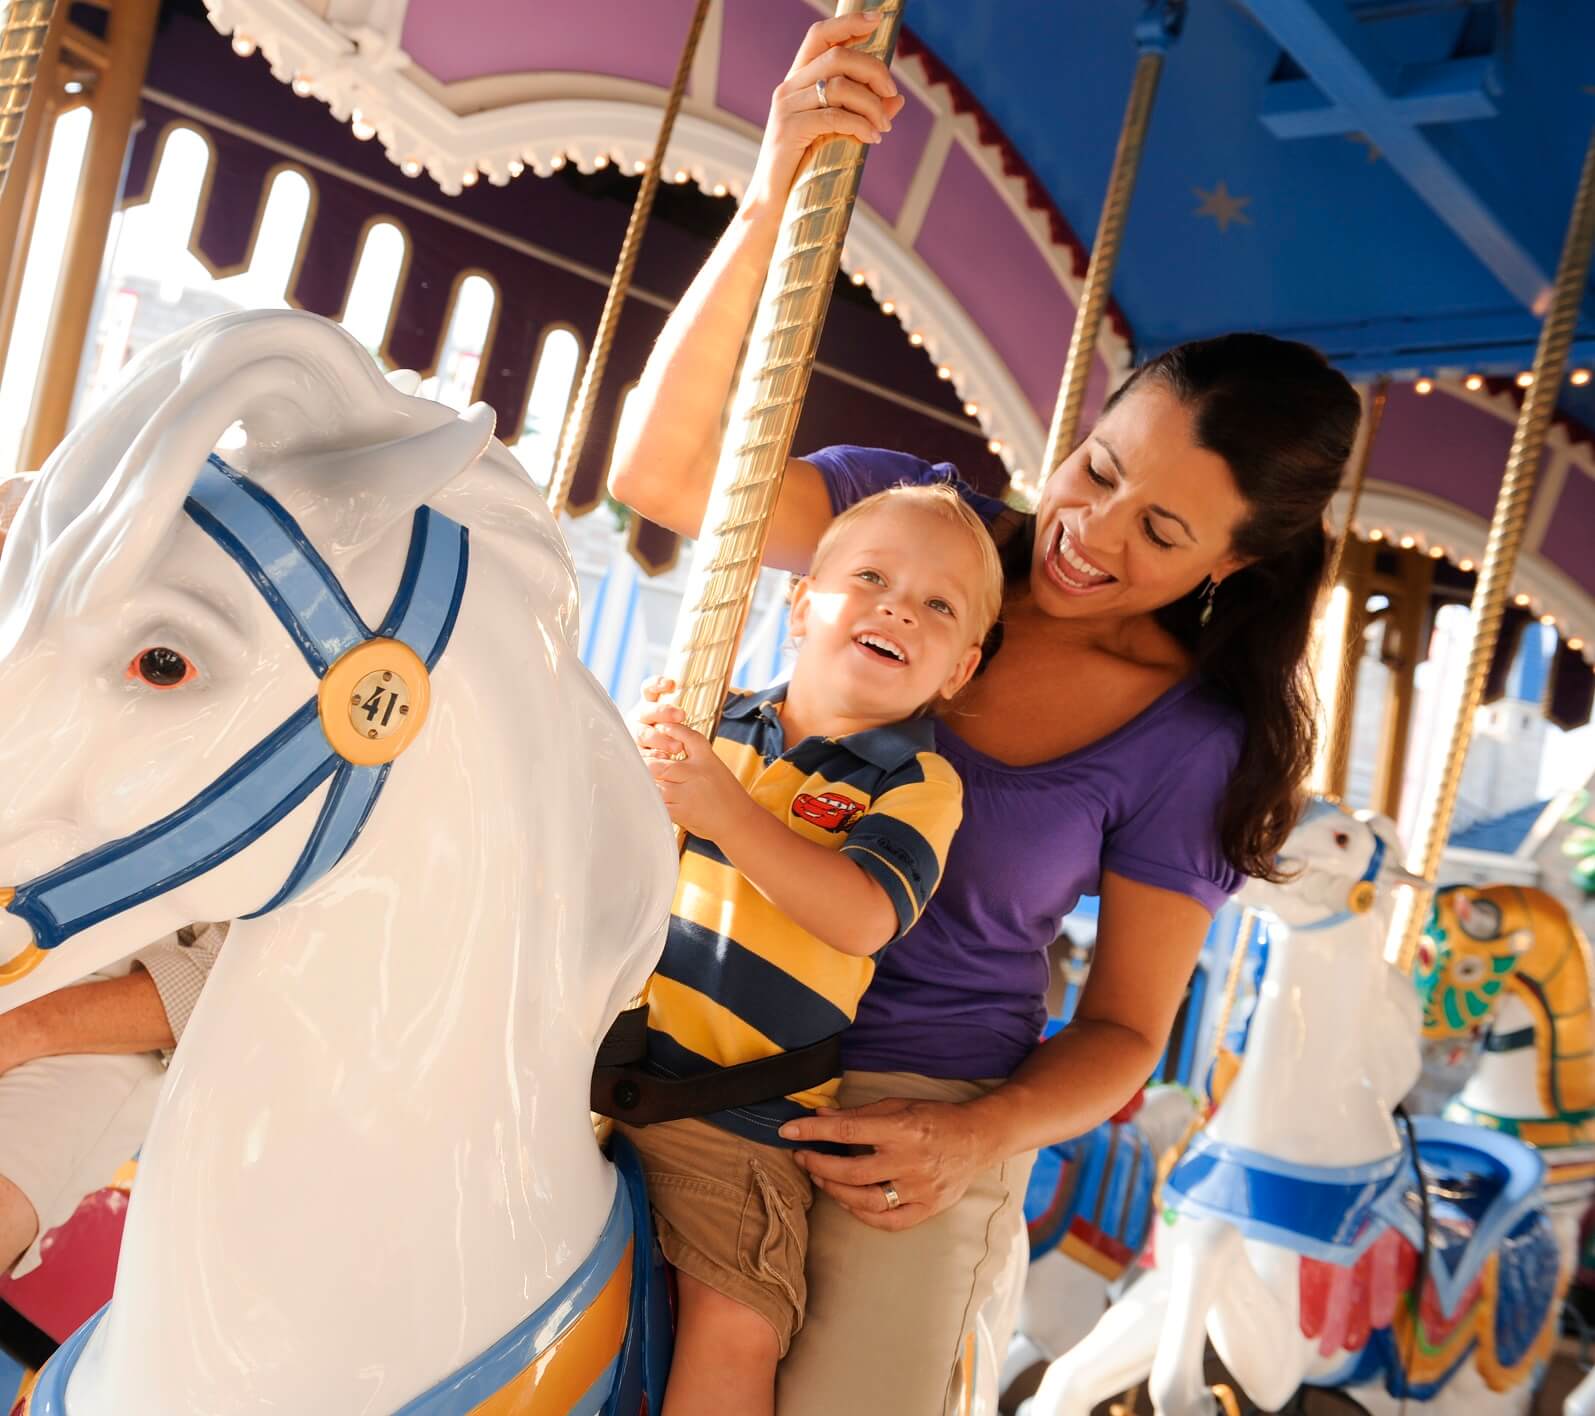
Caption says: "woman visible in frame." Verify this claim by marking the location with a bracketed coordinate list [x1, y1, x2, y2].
[610, 14, 1361, 1412]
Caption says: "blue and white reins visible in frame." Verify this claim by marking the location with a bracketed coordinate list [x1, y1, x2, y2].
[0, 455, 468, 983]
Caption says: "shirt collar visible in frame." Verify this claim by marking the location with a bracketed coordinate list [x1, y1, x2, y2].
[723, 683, 936, 772]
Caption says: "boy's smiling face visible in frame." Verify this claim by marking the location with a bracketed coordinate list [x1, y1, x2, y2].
[788, 499, 986, 727]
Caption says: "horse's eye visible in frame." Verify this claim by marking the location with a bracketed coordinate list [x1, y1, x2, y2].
[128, 647, 195, 689]
[1333, 831, 1351, 849]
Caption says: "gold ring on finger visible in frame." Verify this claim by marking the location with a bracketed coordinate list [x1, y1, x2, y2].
[880, 1181, 901, 1210]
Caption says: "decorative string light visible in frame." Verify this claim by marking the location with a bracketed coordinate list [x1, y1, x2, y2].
[633, 159, 647, 175]
[963, 401, 978, 417]
[712, 182, 728, 198]
[673, 169, 689, 183]
[1570, 637, 1587, 653]
[593, 154, 610, 169]
[908, 332, 924, 347]
[1541, 613, 1557, 627]
[1427, 545, 1446, 560]
[507, 159, 525, 178]
[1414, 378, 1434, 395]
[1459, 558, 1475, 572]
[461, 169, 479, 187]
[850, 271, 866, 286]
[1464, 374, 1484, 391]
[1399, 534, 1416, 549]
[936, 365, 952, 380]
[1574, 369, 1592, 387]
[879, 300, 895, 316]
[987, 438, 1004, 455]
[550, 154, 567, 171]
[350, 111, 376, 142]
[231, 32, 257, 57]
[1368, 529, 1385, 542]
[1514, 592, 1533, 608]
[291, 75, 314, 98]
[1516, 371, 1534, 388]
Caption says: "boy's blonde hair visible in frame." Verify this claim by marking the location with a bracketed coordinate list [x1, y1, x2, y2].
[810, 482, 1004, 646]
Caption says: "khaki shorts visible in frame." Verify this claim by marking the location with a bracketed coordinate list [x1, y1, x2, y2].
[776, 1071, 1036, 1416]
[617, 1116, 813, 1355]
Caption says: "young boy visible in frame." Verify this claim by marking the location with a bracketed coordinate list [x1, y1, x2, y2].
[626, 483, 1004, 1415]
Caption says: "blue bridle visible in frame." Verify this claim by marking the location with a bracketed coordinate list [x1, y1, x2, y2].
[1290, 800, 1390, 934]
[2, 455, 468, 964]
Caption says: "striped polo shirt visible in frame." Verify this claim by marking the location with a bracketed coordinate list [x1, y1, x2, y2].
[645, 684, 964, 1146]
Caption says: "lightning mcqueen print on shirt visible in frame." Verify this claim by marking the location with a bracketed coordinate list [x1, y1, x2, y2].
[792, 791, 866, 833]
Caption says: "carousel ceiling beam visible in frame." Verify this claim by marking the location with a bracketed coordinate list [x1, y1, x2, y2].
[1259, 56, 1497, 139]
[1241, 0, 1550, 311]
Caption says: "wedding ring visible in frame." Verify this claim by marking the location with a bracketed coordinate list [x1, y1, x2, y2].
[881, 1181, 901, 1210]
[815, 77, 830, 108]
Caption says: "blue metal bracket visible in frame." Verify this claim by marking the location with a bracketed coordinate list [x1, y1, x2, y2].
[1260, 55, 1499, 139]
[1135, 0, 1187, 56]
[1240, 0, 1550, 312]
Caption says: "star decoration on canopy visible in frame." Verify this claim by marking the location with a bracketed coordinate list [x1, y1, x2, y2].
[1193, 182, 1253, 233]
[1347, 132, 1383, 163]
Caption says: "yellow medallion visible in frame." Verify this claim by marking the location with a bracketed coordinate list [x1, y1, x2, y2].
[318, 639, 431, 767]
[1347, 880, 1376, 915]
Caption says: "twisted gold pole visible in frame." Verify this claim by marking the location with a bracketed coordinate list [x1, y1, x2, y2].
[1324, 377, 1386, 594]
[546, 0, 712, 517]
[0, 0, 55, 195]
[1041, 6, 1184, 482]
[1310, 377, 1387, 798]
[666, 0, 903, 739]
[1393, 124, 1595, 974]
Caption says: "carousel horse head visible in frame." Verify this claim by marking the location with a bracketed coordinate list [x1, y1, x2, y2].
[0, 308, 670, 1029]
[1242, 796, 1422, 931]
[1416, 884, 1595, 1134]
[1416, 885, 1540, 1039]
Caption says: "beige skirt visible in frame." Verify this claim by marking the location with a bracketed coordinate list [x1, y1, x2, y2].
[776, 1070, 1035, 1416]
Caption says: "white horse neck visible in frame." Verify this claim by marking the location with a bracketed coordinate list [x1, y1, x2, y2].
[68, 549, 668, 1414]
[1208, 914, 1403, 1167]
[1458, 992, 1543, 1121]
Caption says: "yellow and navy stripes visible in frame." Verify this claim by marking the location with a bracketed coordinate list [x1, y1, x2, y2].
[646, 686, 963, 1145]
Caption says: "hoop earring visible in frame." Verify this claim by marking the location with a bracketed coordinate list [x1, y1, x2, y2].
[1200, 577, 1220, 628]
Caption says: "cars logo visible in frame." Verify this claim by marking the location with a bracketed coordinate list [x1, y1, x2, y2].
[791, 791, 864, 833]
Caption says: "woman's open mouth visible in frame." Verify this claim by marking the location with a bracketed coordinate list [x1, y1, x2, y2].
[1045, 523, 1116, 595]
[853, 631, 909, 666]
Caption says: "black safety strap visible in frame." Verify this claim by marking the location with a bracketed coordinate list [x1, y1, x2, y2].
[591, 1005, 842, 1126]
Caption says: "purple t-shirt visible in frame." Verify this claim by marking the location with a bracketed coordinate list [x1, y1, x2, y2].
[805, 445, 1246, 1080]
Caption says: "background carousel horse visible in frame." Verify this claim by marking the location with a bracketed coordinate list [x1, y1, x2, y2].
[1026, 800, 1563, 1416]
[0, 309, 680, 1414]
[1417, 885, 1595, 1225]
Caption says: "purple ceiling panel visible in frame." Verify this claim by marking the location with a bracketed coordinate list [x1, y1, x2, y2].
[715, 3, 814, 127]
[399, 0, 701, 88]
[1539, 468, 1595, 600]
[1369, 387, 1518, 524]
[913, 142, 1077, 427]
[857, 89, 933, 230]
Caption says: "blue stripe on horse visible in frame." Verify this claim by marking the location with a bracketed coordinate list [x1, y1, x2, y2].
[186, 457, 368, 674]
[8, 704, 337, 948]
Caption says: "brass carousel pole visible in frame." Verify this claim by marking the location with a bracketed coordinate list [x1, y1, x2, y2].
[545, 0, 712, 517]
[0, 0, 65, 372]
[0, 0, 55, 195]
[20, 0, 159, 472]
[1311, 378, 1386, 799]
[1040, 0, 1186, 482]
[665, 0, 904, 740]
[1393, 125, 1595, 973]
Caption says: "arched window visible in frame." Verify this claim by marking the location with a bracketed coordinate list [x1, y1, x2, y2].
[419, 273, 496, 411]
[211, 166, 312, 308]
[511, 326, 580, 490]
[0, 106, 91, 474]
[341, 221, 407, 362]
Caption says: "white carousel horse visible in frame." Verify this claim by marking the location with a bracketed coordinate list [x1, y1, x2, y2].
[1028, 800, 1562, 1416]
[0, 310, 679, 1414]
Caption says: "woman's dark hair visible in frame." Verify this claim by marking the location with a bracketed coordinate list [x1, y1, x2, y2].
[1002, 333, 1361, 881]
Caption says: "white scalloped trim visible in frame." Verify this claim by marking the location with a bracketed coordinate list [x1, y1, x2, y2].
[203, 0, 1047, 471]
